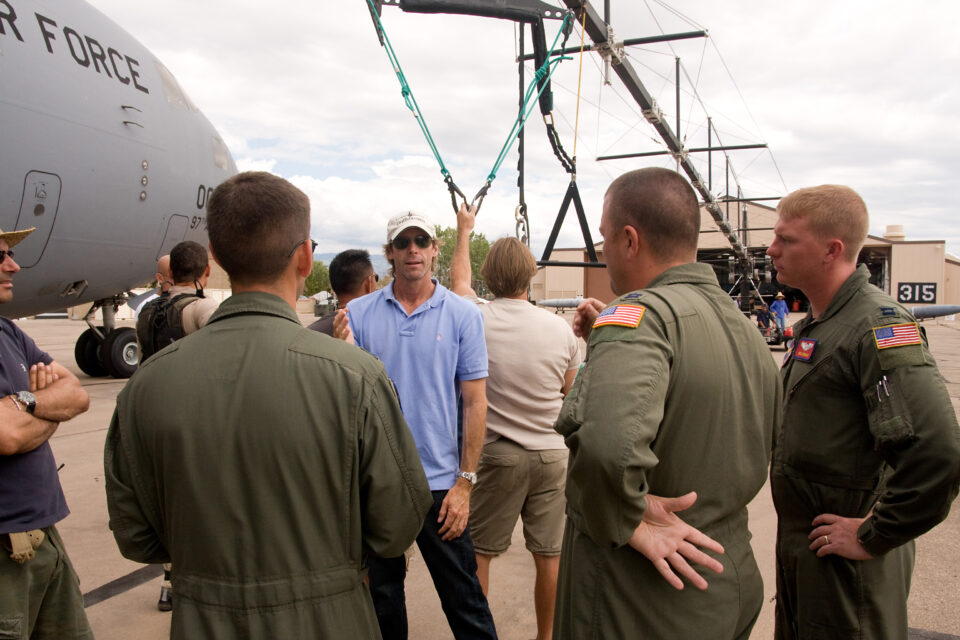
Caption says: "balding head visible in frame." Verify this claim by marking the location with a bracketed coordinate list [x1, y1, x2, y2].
[156, 255, 172, 293]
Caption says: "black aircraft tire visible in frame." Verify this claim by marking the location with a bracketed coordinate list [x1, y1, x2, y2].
[100, 328, 139, 379]
[75, 327, 108, 377]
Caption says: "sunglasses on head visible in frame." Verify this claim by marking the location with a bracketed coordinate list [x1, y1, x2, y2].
[392, 234, 431, 250]
[0, 249, 14, 263]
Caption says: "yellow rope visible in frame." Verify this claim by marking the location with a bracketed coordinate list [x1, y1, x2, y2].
[572, 8, 587, 159]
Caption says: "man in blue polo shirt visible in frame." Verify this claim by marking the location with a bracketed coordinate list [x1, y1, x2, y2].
[336, 211, 495, 640]
[0, 226, 92, 639]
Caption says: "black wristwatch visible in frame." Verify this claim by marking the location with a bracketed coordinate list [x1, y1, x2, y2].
[16, 390, 36, 414]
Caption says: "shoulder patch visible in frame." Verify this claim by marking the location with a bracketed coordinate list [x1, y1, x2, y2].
[593, 305, 645, 329]
[622, 292, 644, 301]
[873, 323, 922, 350]
[881, 307, 896, 316]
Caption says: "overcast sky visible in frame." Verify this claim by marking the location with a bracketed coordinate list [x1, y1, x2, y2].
[87, 0, 960, 258]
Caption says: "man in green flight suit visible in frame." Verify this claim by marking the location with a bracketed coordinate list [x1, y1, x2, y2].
[767, 184, 960, 640]
[553, 167, 781, 639]
[105, 171, 432, 639]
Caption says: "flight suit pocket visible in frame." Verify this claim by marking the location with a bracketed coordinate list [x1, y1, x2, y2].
[0, 616, 22, 639]
[797, 553, 860, 637]
[863, 372, 917, 451]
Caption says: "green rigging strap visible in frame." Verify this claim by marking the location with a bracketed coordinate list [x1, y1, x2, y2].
[367, 0, 573, 213]
[367, 0, 451, 180]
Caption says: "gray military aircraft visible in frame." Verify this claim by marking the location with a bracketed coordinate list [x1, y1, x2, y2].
[0, 0, 236, 377]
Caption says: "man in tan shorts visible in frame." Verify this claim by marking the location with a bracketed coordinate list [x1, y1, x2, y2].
[452, 205, 581, 640]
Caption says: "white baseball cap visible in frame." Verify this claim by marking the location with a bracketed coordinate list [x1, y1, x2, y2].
[387, 211, 435, 243]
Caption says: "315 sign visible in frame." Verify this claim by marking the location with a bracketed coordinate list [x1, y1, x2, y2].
[897, 282, 937, 304]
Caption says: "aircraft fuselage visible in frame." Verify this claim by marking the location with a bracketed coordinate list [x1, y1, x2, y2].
[0, 0, 236, 319]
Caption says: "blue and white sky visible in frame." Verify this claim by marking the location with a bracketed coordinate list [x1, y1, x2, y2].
[88, 0, 960, 257]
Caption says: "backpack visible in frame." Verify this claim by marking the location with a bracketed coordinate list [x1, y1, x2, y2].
[136, 293, 199, 362]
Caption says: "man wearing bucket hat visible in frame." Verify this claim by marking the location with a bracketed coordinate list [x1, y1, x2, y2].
[335, 211, 496, 640]
[0, 226, 93, 639]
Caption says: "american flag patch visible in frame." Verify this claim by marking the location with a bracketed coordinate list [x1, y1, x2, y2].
[593, 305, 645, 329]
[873, 323, 922, 349]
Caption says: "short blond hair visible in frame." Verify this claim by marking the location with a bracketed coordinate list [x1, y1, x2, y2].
[777, 185, 869, 261]
[481, 237, 538, 298]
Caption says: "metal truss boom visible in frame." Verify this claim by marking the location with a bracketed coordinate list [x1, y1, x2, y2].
[560, 0, 750, 262]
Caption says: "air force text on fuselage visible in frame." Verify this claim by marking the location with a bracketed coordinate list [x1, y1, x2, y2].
[0, 0, 149, 94]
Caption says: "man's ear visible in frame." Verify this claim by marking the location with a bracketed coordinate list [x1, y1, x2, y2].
[203, 263, 211, 278]
[296, 240, 314, 278]
[824, 238, 845, 264]
[623, 224, 641, 259]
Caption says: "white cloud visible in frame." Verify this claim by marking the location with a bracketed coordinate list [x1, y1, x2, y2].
[86, 0, 960, 255]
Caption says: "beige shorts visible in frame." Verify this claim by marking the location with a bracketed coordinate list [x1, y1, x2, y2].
[470, 438, 567, 556]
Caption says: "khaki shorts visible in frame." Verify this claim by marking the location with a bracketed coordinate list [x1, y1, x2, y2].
[0, 525, 93, 640]
[470, 438, 567, 556]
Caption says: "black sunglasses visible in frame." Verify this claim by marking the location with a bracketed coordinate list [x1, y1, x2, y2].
[392, 234, 431, 251]
[0, 249, 14, 263]
[288, 238, 318, 258]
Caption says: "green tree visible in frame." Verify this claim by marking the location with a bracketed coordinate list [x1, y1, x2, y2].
[303, 260, 330, 296]
[434, 225, 490, 297]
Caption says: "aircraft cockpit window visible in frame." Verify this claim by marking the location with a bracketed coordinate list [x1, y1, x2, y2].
[154, 60, 198, 111]
[212, 136, 230, 171]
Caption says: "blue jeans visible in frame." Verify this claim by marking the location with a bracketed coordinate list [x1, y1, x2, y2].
[367, 490, 498, 640]
[775, 315, 787, 333]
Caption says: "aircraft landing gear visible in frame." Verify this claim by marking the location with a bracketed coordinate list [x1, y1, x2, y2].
[76, 297, 140, 379]
[74, 326, 107, 377]
[100, 327, 138, 378]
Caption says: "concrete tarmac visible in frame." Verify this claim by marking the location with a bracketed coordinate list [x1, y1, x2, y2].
[14, 312, 960, 639]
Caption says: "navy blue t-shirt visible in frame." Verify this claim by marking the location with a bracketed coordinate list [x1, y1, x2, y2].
[0, 318, 69, 533]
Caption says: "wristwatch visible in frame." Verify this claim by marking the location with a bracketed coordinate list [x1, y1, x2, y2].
[16, 390, 37, 414]
[457, 470, 478, 485]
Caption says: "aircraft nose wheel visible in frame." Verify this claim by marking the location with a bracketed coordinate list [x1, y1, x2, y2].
[74, 327, 108, 377]
[100, 327, 139, 378]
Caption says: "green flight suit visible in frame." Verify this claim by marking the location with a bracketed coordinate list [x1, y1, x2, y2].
[773, 265, 960, 640]
[554, 263, 781, 640]
[105, 292, 432, 640]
